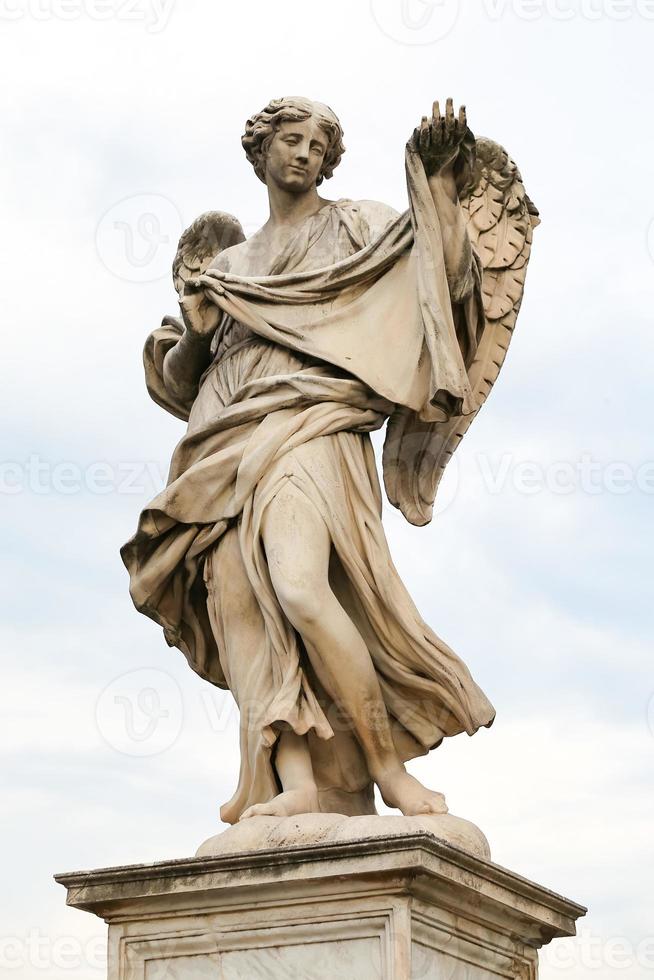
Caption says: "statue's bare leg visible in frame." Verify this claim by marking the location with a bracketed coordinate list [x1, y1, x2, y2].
[260, 483, 447, 817]
[240, 731, 319, 819]
[208, 527, 320, 822]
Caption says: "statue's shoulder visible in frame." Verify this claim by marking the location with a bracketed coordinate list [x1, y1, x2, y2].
[207, 238, 250, 274]
[340, 198, 400, 221]
[341, 198, 401, 242]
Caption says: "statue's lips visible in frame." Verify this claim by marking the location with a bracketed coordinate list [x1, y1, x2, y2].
[288, 165, 308, 175]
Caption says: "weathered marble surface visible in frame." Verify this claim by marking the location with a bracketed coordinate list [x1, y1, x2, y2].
[196, 810, 491, 861]
[56, 831, 585, 980]
[121, 96, 539, 824]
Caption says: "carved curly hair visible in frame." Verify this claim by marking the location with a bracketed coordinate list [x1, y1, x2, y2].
[242, 96, 345, 186]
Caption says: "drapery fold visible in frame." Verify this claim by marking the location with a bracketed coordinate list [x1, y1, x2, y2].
[121, 151, 494, 822]
[196, 148, 479, 423]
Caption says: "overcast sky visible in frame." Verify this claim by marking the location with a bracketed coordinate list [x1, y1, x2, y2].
[1, 1, 653, 977]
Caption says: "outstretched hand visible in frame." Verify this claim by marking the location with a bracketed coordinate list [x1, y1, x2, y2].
[409, 98, 473, 179]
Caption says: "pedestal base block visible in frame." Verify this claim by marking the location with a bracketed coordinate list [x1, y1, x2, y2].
[56, 829, 585, 979]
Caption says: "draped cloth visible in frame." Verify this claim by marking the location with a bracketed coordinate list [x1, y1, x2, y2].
[121, 148, 495, 822]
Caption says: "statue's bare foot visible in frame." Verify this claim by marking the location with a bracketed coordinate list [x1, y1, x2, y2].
[239, 786, 320, 821]
[376, 767, 448, 816]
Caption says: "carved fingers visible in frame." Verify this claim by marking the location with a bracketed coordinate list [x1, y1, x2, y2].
[434, 98, 466, 125]
[419, 115, 431, 155]
[198, 270, 227, 295]
[433, 98, 467, 144]
[410, 98, 470, 177]
[179, 275, 225, 337]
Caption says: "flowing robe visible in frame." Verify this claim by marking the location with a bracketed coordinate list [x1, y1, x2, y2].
[122, 151, 495, 822]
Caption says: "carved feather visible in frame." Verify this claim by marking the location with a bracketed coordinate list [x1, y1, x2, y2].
[383, 137, 539, 526]
[172, 211, 246, 299]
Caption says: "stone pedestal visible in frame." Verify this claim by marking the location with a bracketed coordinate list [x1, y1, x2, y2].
[56, 818, 585, 979]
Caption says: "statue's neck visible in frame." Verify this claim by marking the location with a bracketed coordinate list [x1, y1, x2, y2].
[266, 181, 324, 229]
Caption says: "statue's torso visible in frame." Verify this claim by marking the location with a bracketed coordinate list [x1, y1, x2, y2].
[187, 199, 394, 433]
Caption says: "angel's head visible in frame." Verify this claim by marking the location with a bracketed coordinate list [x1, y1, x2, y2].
[242, 96, 345, 192]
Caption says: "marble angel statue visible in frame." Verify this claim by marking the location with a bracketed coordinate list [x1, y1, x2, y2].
[122, 96, 539, 824]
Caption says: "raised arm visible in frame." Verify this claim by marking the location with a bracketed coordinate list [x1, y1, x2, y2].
[410, 99, 477, 303]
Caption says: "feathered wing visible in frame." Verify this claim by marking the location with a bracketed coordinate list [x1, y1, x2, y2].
[142, 212, 246, 421]
[383, 137, 540, 526]
[172, 210, 245, 298]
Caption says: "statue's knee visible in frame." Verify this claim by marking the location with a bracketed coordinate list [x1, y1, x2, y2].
[275, 579, 325, 631]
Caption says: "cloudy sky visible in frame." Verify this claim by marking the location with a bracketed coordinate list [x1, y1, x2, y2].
[1, 0, 653, 976]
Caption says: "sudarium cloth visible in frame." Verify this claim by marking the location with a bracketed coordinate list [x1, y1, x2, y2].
[121, 149, 495, 822]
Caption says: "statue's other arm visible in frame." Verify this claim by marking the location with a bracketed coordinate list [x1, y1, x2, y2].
[428, 170, 474, 304]
[162, 262, 226, 405]
[413, 99, 477, 304]
[162, 327, 214, 406]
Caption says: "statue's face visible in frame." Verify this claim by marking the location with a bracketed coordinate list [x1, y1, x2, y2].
[264, 117, 329, 193]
